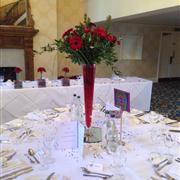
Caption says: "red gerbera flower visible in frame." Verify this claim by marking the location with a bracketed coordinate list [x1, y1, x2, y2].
[106, 35, 117, 43]
[37, 67, 46, 73]
[84, 27, 91, 33]
[62, 67, 70, 73]
[69, 36, 83, 50]
[15, 67, 22, 74]
[62, 28, 73, 38]
[94, 27, 107, 38]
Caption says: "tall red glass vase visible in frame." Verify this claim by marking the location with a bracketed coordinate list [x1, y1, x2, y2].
[83, 64, 96, 128]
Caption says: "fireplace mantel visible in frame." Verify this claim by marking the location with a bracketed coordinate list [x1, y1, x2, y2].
[0, 26, 38, 80]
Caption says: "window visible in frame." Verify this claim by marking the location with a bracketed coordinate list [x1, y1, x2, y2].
[120, 35, 143, 60]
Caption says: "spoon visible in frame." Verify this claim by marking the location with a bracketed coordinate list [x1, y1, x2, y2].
[28, 148, 40, 164]
[156, 158, 173, 171]
[82, 167, 113, 177]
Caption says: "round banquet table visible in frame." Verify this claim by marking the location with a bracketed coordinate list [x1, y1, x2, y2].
[0, 107, 179, 180]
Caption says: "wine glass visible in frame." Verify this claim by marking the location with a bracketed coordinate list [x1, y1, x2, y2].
[0, 75, 4, 86]
[41, 121, 57, 164]
[163, 131, 175, 156]
[150, 127, 165, 153]
[111, 146, 127, 180]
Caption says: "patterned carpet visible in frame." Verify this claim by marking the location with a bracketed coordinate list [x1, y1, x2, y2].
[151, 80, 180, 120]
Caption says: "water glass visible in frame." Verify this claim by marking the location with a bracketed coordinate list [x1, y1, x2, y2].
[111, 146, 127, 180]
[0, 75, 4, 86]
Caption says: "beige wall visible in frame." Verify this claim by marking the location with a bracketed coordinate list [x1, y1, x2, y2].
[107, 23, 174, 79]
[28, 0, 178, 80]
[30, 0, 58, 80]
[57, 0, 86, 77]
[87, 0, 180, 22]
[0, 0, 18, 7]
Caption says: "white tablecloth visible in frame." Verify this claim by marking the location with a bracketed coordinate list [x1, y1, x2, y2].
[0, 108, 179, 180]
[0, 77, 152, 124]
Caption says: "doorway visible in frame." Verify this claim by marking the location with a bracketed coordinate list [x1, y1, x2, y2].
[158, 32, 180, 80]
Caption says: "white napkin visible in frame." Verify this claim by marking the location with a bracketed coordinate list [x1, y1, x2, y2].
[83, 163, 113, 176]
[166, 164, 180, 179]
[139, 111, 164, 123]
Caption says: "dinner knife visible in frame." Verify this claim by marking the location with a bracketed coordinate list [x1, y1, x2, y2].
[169, 129, 180, 133]
[6, 152, 16, 161]
[46, 172, 55, 180]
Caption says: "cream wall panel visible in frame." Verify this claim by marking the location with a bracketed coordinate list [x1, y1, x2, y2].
[57, 0, 86, 77]
[0, 0, 18, 7]
[30, 0, 58, 80]
[0, 49, 25, 80]
[87, 0, 180, 22]
[108, 23, 174, 79]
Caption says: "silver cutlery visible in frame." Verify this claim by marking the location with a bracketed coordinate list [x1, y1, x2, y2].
[154, 158, 168, 168]
[28, 148, 40, 164]
[81, 167, 113, 178]
[0, 166, 33, 179]
[0, 139, 10, 144]
[150, 176, 158, 180]
[156, 158, 172, 171]
[46, 172, 55, 180]
[169, 129, 180, 133]
[24, 153, 35, 164]
[154, 168, 167, 178]
[83, 174, 110, 179]
[6, 152, 16, 162]
[175, 158, 180, 163]
[166, 121, 179, 125]
[135, 111, 150, 117]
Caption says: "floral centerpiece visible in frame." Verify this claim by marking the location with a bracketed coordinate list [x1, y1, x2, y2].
[37, 67, 46, 79]
[14, 67, 23, 89]
[61, 67, 70, 86]
[39, 14, 121, 128]
[37, 67, 46, 88]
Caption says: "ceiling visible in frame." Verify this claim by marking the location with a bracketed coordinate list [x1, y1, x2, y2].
[115, 6, 180, 26]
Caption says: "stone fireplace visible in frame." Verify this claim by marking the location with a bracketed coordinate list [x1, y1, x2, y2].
[0, 26, 38, 80]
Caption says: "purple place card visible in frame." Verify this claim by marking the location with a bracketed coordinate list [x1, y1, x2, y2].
[114, 88, 130, 112]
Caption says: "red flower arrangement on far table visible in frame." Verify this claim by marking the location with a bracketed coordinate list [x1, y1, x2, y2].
[37, 67, 46, 79]
[14, 67, 23, 88]
[62, 67, 70, 78]
[15, 67, 22, 74]
[61, 67, 70, 86]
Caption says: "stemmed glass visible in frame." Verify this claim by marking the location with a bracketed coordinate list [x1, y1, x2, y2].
[112, 147, 127, 180]
[150, 127, 165, 153]
[163, 131, 175, 156]
[0, 75, 4, 86]
[41, 121, 57, 164]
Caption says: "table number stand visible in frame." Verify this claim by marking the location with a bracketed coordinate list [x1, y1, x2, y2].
[119, 108, 125, 146]
[114, 88, 130, 146]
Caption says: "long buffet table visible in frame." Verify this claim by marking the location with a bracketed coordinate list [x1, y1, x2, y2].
[0, 108, 179, 180]
[0, 77, 152, 124]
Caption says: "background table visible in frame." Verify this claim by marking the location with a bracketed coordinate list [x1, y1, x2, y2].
[0, 77, 152, 124]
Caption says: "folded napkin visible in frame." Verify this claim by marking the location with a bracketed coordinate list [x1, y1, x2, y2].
[54, 107, 69, 113]
[25, 112, 47, 121]
[2, 119, 23, 131]
[0, 160, 33, 180]
[149, 154, 167, 167]
[130, 108, 143, 116]
[166, 164, 180, 180]
[82, 163, 113, 177]
[138, 111, 164, 123]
